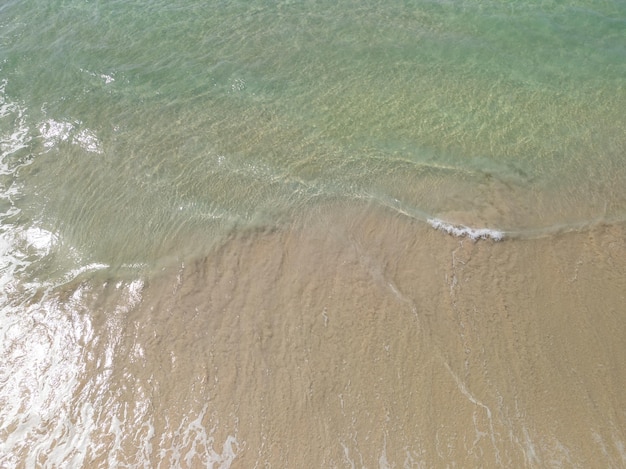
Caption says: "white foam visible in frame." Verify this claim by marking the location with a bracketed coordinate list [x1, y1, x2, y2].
[427, 218, 504, 241]
[23, 227, 56, 254]
[80, 68, 115, 85]
[38, 119, 102, 153]
[39, 119, 74, 148]
[73, 128, 102, 153]
[62, 262, 110, 283]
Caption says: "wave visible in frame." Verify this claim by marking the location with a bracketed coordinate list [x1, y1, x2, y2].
[427, 218, 505, 241]
[372, 193, 626, 242]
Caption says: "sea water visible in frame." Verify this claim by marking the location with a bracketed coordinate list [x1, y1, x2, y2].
[1, 1, 625, 467]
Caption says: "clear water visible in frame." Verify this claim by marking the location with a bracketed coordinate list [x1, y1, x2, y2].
[2, 0, 625, 273]
[1, 1, 626, 466]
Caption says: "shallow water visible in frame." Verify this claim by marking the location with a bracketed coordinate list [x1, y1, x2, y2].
[1, 1, 626, 467]
[3, 204, 626, 467]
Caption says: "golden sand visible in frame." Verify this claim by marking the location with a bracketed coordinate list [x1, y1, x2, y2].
[18, 202, 626, 467]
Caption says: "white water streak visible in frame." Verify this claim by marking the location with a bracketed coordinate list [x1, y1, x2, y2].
[428, 218, 504, 241]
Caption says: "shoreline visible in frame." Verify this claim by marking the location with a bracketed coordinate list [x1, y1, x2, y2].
[2, 202, 626, 467]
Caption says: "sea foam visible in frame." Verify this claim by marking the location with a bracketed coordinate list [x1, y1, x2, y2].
[427, 218, 504, 241]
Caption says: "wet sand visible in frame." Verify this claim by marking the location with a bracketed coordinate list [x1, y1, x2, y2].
[5, 202, 626, 467]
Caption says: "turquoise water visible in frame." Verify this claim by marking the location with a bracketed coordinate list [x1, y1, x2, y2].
[2, 0, 625, 275]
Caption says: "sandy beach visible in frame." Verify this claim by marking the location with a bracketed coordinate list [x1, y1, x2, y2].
[17, 201, 620, 467]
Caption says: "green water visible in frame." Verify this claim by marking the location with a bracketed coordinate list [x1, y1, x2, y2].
[2, 0, 626, 271]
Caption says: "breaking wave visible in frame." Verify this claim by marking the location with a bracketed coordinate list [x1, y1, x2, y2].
[427, 218, 505, 241]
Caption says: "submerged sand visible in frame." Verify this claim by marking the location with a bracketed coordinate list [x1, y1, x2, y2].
[6, 202, 626, 467]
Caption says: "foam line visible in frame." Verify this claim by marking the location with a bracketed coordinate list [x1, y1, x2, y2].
[427, 218, 505, 241]
[372, 193, 626, 241]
